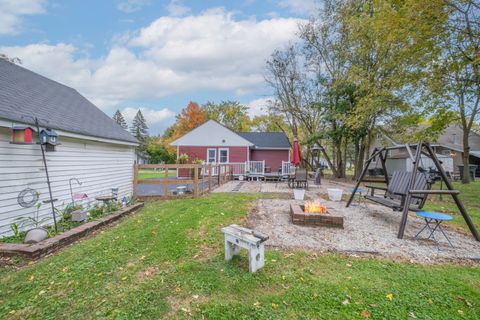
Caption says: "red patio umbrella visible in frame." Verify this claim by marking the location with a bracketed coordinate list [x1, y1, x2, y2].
[291, 137, 301, 166]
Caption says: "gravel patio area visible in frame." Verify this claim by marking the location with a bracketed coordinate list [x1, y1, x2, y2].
[216, 180, 480, 263]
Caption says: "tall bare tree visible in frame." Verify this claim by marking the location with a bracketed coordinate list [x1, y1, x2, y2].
[441, 0, 480, 183]
[265, 46, 336, 172]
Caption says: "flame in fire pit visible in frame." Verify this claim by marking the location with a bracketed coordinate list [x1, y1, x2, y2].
[304, 200, 327, 214]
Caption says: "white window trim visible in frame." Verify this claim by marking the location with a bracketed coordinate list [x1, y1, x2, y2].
[207, 148, 217, 163]
[219, 148, 229, 163]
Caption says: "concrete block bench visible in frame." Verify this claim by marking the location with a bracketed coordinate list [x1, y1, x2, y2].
[221, 224, 269, 273]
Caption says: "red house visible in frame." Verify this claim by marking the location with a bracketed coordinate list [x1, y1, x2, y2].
[170, 120, 292, 178]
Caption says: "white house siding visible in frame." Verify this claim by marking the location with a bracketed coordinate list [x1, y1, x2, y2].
[380, 155, 454, 176]
[405, 155, 454, 173]
[0, 127, 135, 236]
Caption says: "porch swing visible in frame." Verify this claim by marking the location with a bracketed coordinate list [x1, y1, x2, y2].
[346, 141, 480, 241]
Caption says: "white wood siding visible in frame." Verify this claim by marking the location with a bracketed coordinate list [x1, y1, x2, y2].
[0, 127, 135, 236]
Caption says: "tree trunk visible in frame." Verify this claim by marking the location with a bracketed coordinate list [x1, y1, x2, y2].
[357, 139, 367, 180]
[334, 140, 345, 179]
[353, 141, 360, 179]
[462, 129, 471, 184]
[343, 138, 348, 178]
[318, 142, 337, 177]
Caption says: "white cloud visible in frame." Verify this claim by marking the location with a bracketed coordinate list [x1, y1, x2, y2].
[278, 0, 318, 15]
[0, 0, 46, 35]
[121, 107, 175, 132]
[1, 9, 303, 112]
[129, 9, 302, 86]
[246, 97, 273, 117]
[166, 0, 191, 17]
[117, 0, 150, 13]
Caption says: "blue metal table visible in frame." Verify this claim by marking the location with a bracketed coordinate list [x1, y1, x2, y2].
[347, 187, 367, 207]
[414, 211, 454, 249]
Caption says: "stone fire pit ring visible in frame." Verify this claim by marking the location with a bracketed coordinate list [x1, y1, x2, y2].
[290, 203, 344, 228]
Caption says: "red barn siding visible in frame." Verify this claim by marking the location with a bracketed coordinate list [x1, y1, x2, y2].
[178, 146, 248, 163]
[177, 146, 248, 177]
[250, 149, 289, 171]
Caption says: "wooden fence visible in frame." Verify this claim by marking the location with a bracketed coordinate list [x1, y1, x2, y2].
[133, 163, 231, 200]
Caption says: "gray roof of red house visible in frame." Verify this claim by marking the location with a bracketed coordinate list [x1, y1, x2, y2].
[0, 59, 137, 144]
[237, 132, 291, 149]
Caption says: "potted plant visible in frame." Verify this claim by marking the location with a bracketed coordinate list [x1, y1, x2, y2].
[16, 203, 50, 244]
[178, 153, 189, 164]
[293, 188, 305, 200]
[190, 159, 204, 178]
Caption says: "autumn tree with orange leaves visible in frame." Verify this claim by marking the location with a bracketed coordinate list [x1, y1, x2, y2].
[163, 101, 207, 154]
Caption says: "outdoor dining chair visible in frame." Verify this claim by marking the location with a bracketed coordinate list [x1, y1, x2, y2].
[294, 168, 308, 189]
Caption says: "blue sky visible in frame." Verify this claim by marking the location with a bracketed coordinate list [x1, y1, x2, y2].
[0, 0, 317, 134]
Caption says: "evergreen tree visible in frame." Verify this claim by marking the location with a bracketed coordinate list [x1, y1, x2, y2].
[112, 110, 128, 130]
[130, 110, 149, 152]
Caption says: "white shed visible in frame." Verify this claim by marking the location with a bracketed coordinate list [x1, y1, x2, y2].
[0, 59, 137, 236]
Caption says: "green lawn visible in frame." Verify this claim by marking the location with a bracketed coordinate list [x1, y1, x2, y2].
[1, 193, 479, 319]
[138, 169, 177, 180]
[424, 180, 480, 232]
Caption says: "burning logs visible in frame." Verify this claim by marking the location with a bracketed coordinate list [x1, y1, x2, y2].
[290, 201, 344, 228]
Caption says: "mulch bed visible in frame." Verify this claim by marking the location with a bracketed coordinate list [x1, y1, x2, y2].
[0, 202, 144, 260]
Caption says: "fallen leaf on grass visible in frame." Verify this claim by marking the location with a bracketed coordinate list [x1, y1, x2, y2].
[457, 296, 473, 307]
[342, 299, 350, 305]
[360, 310, 371, 318]
[28, 275, 34, 281]
[39, 290, 46, 295]
[253, 301, 261, 308]
[369, 304, 377, 308]
[386, 293, 394, 301]
[121, 276, 127, 281]
[9, 310, 16, 315]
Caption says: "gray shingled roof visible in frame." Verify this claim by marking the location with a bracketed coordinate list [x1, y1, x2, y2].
[0, 59, 137, 144]
[237, 132, 291, 149]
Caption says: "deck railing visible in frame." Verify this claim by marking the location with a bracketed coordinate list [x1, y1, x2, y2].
[133, 163, 231, 200]
[282, 161, 295, 176]
[224, 161, 265, 176]
[248, 161, 265, 175]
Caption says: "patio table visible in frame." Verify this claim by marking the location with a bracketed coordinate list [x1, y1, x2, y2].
[95, 195, 116, 205]
[346, 187, 367, 207]
[414, 211, 454, 250]
[287, 174, 295, 188]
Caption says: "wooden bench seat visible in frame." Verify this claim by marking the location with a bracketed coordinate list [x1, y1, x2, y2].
[364, 195, 425, 212]
[364, 171, 431, 212]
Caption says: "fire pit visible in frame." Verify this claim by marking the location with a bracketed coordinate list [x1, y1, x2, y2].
[290, 201, 344, 228]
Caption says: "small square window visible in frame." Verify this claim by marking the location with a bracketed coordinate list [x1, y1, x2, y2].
[219, 149, 229, 163]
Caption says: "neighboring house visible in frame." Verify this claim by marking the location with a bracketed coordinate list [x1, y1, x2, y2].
[170, 120, 291, 177]
[0, 59, 137, 236]
[135, 151, 150, 164]
[369, 124, 480, 176]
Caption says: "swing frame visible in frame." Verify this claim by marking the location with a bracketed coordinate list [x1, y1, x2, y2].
[346, 141, 480, 241]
